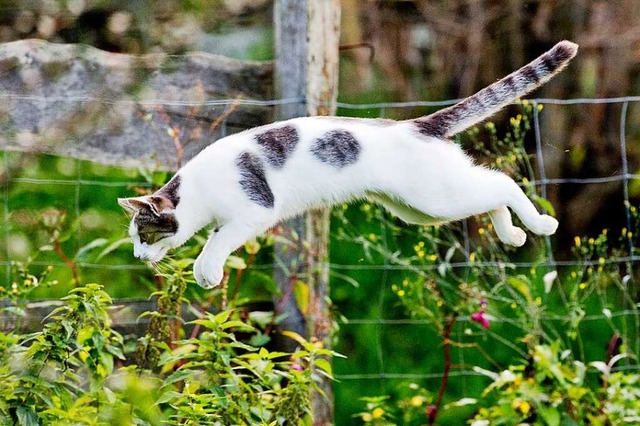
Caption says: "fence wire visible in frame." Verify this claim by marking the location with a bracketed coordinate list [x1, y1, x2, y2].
[1, 93, 639, 392]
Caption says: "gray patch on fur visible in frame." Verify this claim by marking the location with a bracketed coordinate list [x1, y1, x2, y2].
[255, 125, 299, 168]
[237, 152, 275, 208]
[311, 129, 361, 168]
[156, 174, 181, 207]
[135, 207, 178, 245]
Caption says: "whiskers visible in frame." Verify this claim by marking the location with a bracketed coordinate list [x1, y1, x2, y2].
[148, 255, 176, 277]
[147, 252, 195, 284]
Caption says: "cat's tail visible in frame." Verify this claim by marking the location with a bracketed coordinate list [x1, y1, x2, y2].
[413, 40, 578, 139]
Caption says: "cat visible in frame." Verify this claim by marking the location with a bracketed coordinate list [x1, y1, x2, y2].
[119, 40, 578, 289]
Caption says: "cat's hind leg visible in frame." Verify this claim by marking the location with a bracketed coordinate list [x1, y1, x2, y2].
[371, 193, 529, 247]
[488, 205, 527, 246]
[499, 178, 558, 237]
[391, 167, 558, 241]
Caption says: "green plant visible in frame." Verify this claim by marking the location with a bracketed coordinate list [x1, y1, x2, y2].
[0, 283, 125, 425]
[469, 342, 640, 425]
[0, 242, 338, 425]
[340, 105, 640, 424]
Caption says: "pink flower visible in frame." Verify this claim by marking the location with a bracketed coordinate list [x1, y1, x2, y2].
[470, 310, 490, 328]
[290, 363, 304, 371]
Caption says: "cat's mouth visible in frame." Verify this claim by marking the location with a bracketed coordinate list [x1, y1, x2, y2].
[134, 244, 169, 263]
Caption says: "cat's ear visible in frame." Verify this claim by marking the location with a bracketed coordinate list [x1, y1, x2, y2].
[118, 197, 149, 214]
[118, 195, 175, 215]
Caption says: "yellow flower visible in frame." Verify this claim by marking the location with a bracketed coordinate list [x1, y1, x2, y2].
[478, 228, 485, 235]
[512, 398, 531, 415]
[397, 290, 405, 297]
[361, 413, 373, 422]
[574, 236, 581, 247]
[579, 282, 587, 290]
[411, 396, 424, 407]
[372, 407, 384, 419]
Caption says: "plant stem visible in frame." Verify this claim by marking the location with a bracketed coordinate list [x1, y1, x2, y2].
[53, 240, 80, 286]
[429, 313, 458, 425]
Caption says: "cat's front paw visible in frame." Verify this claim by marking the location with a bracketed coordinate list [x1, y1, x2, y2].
[193, 258, 223, 289]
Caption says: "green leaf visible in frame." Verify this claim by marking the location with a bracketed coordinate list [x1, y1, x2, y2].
[75, 238, 108, 260]
[214, 310, 233, 325]
[164, 369, 194, 386]
[315, 358, 332, 376]
[155, 390, 184, 405]
[16, 406, 38, 426]
[281, 330, 308, 347]
[244, 240, 261, 255]
[96, 237, 132, 261]
[220, 320, 255, 331]
[249, 334, 271, 347]
[225, 255, 247, 270]
[506, 275, 532, 303]
[534, 195, 556, 217]
[293, 280, 310, 316]
[537, 405, 561, 426]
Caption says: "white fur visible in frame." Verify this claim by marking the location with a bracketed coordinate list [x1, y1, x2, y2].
[123, 41, 579, 288]
[131, 116, 557, 288]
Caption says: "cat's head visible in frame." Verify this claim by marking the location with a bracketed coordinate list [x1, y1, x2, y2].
[118, 195, 178, 262]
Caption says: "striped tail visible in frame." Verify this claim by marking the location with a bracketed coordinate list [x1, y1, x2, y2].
[414, 40, 578, 139]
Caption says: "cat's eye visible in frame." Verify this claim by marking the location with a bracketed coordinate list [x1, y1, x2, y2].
[139, 232, 171, 245]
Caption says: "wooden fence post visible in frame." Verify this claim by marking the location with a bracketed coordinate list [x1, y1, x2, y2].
[272, 0, 309, 354]
[274, 0, 340, 424]
[306, 1, 340, 425]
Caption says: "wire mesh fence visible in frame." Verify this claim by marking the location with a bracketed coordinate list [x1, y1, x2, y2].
[1, 91, 639, 418]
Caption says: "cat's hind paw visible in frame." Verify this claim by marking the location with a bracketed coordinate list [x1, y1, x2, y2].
[532, 214, 559, 236]
[499, 226, 527, 247]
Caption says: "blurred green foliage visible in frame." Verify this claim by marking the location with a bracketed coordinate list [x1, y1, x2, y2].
[0, 269, 336, 425]
[1, 2, 639, 421]
[1, 103, 639, 424]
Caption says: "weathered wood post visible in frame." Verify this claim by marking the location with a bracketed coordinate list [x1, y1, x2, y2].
[306, 1, 340, 424]
[274, 0, 340, 424]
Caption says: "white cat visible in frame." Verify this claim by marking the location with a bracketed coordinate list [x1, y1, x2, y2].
[119, 41, 578, 289]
